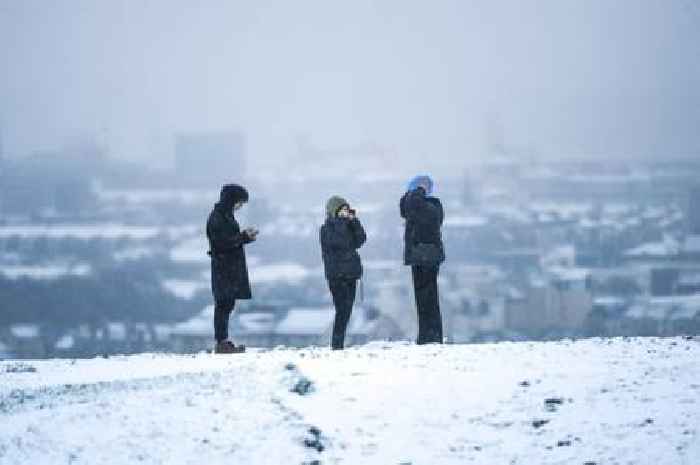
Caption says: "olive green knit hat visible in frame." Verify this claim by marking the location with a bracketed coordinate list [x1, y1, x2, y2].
[325, 195, 349, 218]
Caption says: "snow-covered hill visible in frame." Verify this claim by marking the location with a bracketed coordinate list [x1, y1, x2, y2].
[1, 337, 698, 465]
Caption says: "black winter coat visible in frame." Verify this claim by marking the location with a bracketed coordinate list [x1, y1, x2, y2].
[400, 190, 445, 266]
[320, 217, 367, 281]
[207, 203, 254, 301]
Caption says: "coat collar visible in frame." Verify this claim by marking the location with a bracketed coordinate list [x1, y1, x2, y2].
[214, 202, 237, 223]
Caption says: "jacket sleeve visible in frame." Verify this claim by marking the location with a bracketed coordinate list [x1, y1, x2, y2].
[431, 198, 445, 226]
[207, 212, 251, 252]
[403, 190, 442, 225]
[349, 218, 367, 248]
[241, 232, 255, 245]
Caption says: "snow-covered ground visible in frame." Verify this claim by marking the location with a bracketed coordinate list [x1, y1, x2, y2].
[1, 337, 698, 465]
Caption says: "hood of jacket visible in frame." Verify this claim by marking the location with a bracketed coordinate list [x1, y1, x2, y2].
[325, 195, 349, 218]
[406, 175, 434, 196]
[218, 184, 249, 210]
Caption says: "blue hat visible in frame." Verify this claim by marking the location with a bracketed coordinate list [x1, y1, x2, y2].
[407, 175, 434, 195]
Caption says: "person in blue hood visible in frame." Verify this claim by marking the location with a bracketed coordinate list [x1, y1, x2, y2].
[400, 175, 445, 344]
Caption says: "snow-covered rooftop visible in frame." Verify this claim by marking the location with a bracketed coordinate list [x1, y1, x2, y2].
[276, 308, 334, 335]
[96, 188, 217, 205]
[683, 235, 700, 254]
[9, 324, 39, 339]
[237, 312, 277, 334]
[250, 263, 312, 284]
[546, 266, 591, 282]
[169, 237, 208, 263]
[624, 237, 680, 258]
[625, 294, 700, 320]
[0, 263, 92, 280]
[170, 306, 214, 336]
[113, 246, 157, 262]
[54, 335, 75, 350]
[0, 224, 197, 241]
[443, 215, 489, 228]
[161, 279, 208, 300]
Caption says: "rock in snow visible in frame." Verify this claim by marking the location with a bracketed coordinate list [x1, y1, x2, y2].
[0, 337, 698, 464]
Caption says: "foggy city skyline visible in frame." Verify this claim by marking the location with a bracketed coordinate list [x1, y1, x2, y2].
[1, 0, 699, 175]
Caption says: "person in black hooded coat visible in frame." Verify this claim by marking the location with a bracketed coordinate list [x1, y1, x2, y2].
[400, 175, 445, 345]
[206, 184, 258, 353]
[320, 195, 366, 349]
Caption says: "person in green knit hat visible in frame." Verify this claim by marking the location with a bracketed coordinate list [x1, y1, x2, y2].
[319, 195, 367, 349]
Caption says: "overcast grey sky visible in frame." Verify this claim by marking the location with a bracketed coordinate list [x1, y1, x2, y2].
[1, 0, 699, 172]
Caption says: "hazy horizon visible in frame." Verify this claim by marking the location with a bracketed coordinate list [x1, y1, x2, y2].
[1, 0, 699, 175]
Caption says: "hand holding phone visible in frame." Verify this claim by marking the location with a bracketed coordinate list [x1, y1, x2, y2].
[245, 227, 259, 240]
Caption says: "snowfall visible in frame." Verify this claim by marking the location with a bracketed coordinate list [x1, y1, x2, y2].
[1, 337, 698, 465]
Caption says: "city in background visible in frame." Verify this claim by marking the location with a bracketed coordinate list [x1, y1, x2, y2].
[2, 0, 699, 359]
[1, 132, 699, 358]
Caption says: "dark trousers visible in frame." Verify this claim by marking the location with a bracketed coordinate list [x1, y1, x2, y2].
[328, 278, 357, 349]
[214, 299, 235, 342]
[412, 265, 443, 344]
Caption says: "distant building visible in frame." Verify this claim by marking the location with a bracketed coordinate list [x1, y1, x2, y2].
[0, 133, 4, 216]
[0, 152, 98, 217]
[170, 302, 385, 351]
[688, 185, 700, 235]
[440, 265, 520, 342]
[624, 263, 700, 298]
[4, 324, 46, 359]
[620, 294, 700, 336]
[619, 229, 700, 297]
[0, 340, 14, 359]
[234, 304, 385, 348]
[505, 268, 593, 335]
[683, 186, 700, 263]
[587, 296, 631, 336]
[675, 271, 700, 295]
[622, 237, 680, 263]
[650, 268, 680, 296]
[444, 293, 508, 343]
[682, 236, 700, 261]
[174, 132, 246, 187]
[169, 305, 216, 352]
[0, 127, 4, 163]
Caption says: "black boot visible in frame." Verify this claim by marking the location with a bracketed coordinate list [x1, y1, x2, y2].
[215, 340, 246, 354]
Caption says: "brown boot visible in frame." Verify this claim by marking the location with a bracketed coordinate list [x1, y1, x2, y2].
[215, 340, 246, 354]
